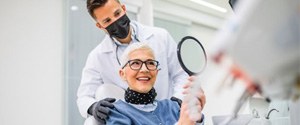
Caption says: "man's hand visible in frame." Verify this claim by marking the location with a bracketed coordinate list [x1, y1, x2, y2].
[171, 96, 182, 107]
[89, 98, 116, 124]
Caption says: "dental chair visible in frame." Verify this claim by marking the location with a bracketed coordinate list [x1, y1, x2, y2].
[84, 84, 125, 125]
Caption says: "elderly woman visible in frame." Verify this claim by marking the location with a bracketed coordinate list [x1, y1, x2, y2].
[105, 42, 204, 125]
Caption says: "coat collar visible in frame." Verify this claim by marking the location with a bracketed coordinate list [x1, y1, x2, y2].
[100, 21, 153, 53]
[131, 21, 153, 41]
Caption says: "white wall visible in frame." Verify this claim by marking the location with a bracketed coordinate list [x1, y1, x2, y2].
[151, 1, 254, 124]
[0, 1, 64, 125]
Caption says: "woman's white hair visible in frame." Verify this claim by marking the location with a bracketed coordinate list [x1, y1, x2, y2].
[120, 42, 155, 67]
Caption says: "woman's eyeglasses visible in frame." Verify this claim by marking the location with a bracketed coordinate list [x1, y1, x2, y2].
[122, 59, 159, 71]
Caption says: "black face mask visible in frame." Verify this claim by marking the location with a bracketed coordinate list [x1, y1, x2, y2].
[105, 14, 131, 39]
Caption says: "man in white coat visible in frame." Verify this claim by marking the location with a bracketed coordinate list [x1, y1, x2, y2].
[77, 0, 206, 124]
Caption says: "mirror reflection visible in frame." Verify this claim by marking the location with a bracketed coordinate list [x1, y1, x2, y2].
[178, 36, 207, 76]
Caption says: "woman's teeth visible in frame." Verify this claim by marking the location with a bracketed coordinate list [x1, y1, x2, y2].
[137, 77, 150, 81]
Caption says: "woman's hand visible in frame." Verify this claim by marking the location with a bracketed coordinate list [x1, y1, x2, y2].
[183, 76, 206, 109]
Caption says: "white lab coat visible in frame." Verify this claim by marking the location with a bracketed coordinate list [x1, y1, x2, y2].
[77, 21, 189, 118]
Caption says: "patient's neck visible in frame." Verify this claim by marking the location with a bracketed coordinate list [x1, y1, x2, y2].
[124, 88, 157, 105]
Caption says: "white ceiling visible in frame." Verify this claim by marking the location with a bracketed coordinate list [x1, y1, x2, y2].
[161, 0, 234, 18]
[152, 0, 235, 28]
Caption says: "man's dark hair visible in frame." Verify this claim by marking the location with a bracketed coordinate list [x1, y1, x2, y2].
[87, 0, 120, 19]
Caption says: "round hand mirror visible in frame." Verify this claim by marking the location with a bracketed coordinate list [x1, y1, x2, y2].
[177, 36, 207, 76]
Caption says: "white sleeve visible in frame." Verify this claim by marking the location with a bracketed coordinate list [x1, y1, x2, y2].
[77, 51, 103, 118]
[165, 31, 189, 100]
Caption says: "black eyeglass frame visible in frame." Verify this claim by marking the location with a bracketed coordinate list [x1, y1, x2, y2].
[122, 59, 160, 71]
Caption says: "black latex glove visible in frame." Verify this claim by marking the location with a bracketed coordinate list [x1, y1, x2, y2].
[88, 98, 116, 124]
[170, 96, 182, 107]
